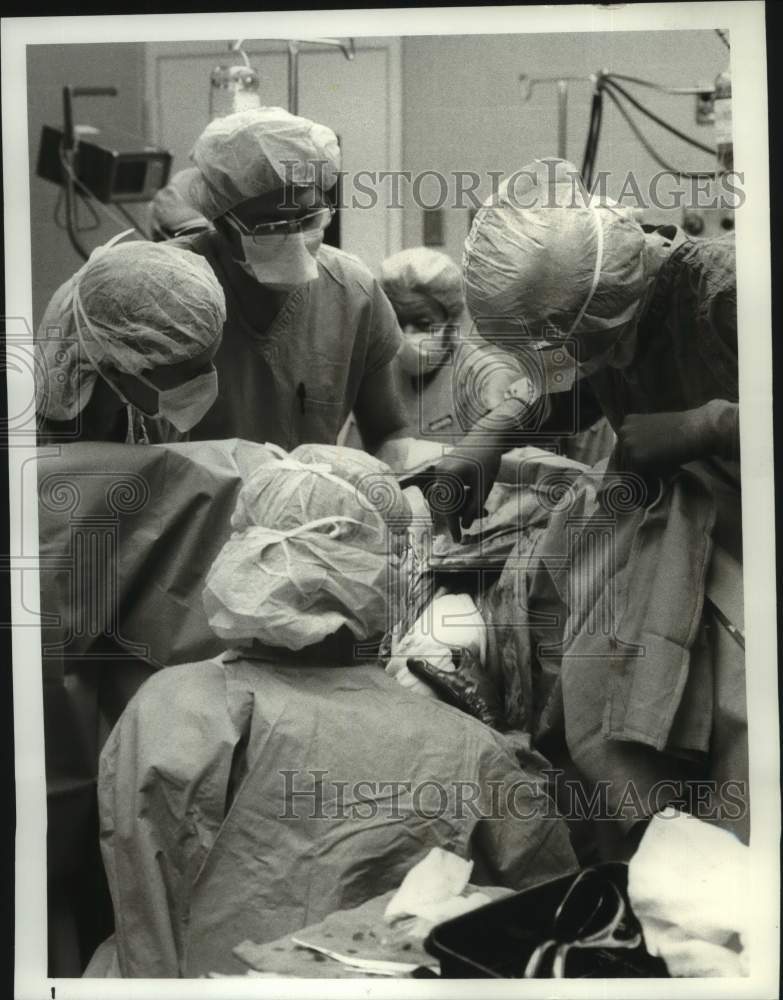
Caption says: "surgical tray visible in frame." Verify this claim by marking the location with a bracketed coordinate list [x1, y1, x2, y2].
[424, 862, 669, 979]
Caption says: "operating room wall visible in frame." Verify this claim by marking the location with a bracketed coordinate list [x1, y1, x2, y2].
[400, 30, 731, 269]
[27, 33, 732, 325]
[27, 43, 147, 327]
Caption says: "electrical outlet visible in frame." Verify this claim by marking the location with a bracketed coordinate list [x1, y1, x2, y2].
[695, 89, 715, 126]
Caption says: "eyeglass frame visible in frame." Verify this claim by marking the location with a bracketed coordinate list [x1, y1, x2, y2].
[224, 205, 335, 243]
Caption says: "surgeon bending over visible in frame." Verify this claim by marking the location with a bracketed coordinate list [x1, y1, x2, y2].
[91, 445, 577, 977]
[176, 107, 409, 453]
[35, 237, 226, 445]
[427, 158, 739, 528]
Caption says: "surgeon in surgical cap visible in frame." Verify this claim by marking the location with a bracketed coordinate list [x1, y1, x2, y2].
[421, 157, 739, 533]
[94, 442, 578, 976]
[172, 107, 408, 453]
[149, 168, 211, 241]
[380, 247, 465, 375]
[378, 246, 533, 455]
[35, 235, 226, 445]
[434, 159, 743, 853]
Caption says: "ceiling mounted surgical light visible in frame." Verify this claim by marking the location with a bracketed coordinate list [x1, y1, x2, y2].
[209, 42, 262, 121]
[210, 38, 355, 121]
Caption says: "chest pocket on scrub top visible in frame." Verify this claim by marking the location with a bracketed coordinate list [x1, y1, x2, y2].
[292, 380, 345, 446]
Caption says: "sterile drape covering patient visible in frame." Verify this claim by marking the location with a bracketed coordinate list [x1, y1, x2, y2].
[93, 445, 577, 978]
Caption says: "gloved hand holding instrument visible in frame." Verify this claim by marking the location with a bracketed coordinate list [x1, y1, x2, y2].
[400, 381, 540, 541]
[407, 646, 504, 730]
[399, 444, 502, 543]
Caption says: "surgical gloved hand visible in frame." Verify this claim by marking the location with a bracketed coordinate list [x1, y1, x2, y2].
[409, 445, 502, 542]
[616, 403, 735, 476]
[407, 649, 503, 729]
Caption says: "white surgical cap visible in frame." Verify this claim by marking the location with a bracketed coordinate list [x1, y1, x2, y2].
[203, 445, 410, 651]
[150, 168, 209, 237]
[381, 247, 465, 322]
[463, 159, 647, 346]
[188, 107, 341, 221]
[35, 237, 226, 421]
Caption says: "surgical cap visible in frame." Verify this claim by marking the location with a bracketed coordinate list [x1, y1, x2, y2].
[150, 168, 209, 237]
[380, 247, 465, 322]
[463, 159, 648, 346]
[188, 107, 341, 221]
[35, 238, 226, 421]
[203, 445, 411, 651]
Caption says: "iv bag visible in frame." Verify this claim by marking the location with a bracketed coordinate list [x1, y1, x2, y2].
[210, 64, 261, 120]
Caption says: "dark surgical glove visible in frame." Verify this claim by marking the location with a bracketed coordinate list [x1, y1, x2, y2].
[407, 444, 502, 542]
[407, 648, 503, 729]
[616, 401, 740, 476]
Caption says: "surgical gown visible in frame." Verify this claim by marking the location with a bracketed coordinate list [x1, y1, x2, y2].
[97, 652, 578, 977]
[490, 231, 746, 837]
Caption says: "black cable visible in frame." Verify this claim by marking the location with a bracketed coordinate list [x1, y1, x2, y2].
[76, 191, 101, 231]
[599, 71, 713, 97]
[59, 144, 90, 260]
[585, 91, 601, 185]
[715, 28, 730, 50]
[603, 76, 717, 156]
[581, 85, 604, 189]
[602, 82, 716, 180]
[54, 188, 101, 233]
[59, 149, 141, 235]
[54, 186, 66, 229]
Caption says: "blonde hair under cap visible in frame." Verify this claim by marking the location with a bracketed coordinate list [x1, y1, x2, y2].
[380, 247, 465, 322]
[463, 158, 648, 345]
[203, 444, 410, 652]
[35, 236, 226, 421]
[188, 107, 342, 221]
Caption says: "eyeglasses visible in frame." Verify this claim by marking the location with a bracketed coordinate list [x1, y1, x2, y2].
[225, 206, 335, 243]
[522, 869, 642, 979]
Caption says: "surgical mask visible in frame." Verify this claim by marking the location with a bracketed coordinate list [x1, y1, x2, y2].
[397, 327, 453, 376]
[78, 315, 218, 432]
[567, 208, 641, 377]
[133, 366, 219, 432]
[237, 230, 320, 288]
[71, 229, 219, 432]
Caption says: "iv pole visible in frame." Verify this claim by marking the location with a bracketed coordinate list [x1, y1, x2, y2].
[519, 74, 592, 159]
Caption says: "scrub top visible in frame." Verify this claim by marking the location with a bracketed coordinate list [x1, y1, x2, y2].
[173, 231, 403, 449]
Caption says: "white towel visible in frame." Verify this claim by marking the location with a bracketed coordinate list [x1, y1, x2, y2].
[628, 809, 749, 977]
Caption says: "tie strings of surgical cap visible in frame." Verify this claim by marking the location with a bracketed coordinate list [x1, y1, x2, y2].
[241, 515, 381, 595]
[241, 446, 391, 541]
[566, 206, 604, 337]
[70, 229, 136, 372]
